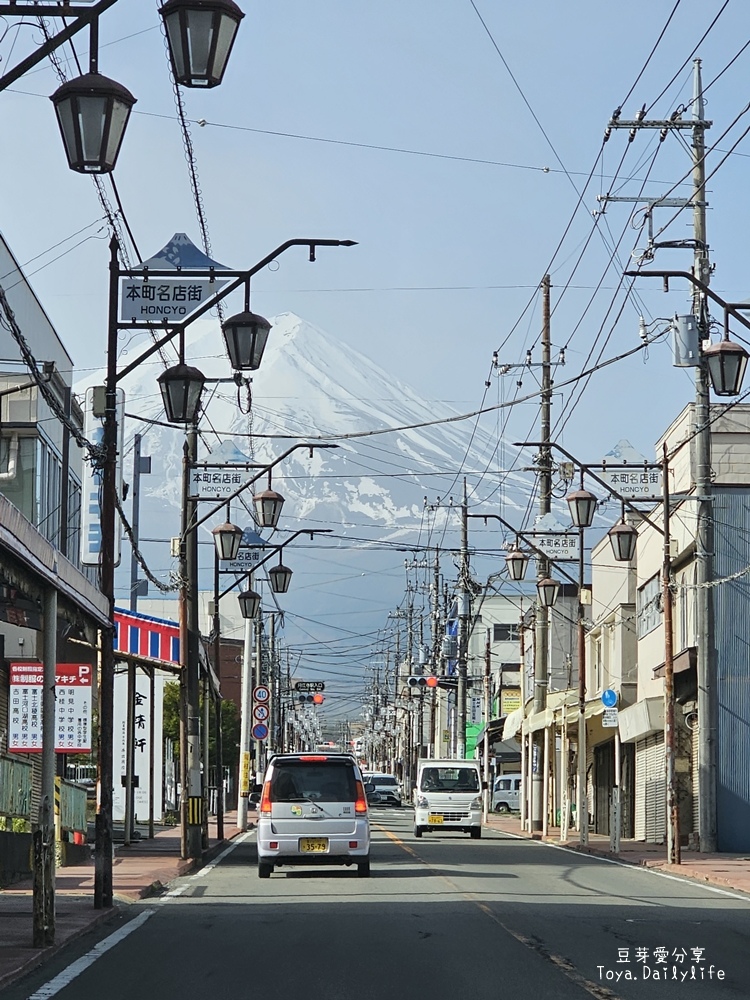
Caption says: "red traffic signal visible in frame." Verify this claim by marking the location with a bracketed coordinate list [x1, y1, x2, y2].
[312, 693, 325, 705]
[407, 675, 439, 689]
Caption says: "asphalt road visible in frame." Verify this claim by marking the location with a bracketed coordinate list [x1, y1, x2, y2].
[7, 809, 750, 1000]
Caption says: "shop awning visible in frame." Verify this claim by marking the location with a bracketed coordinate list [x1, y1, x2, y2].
[502, 707, 524, 740]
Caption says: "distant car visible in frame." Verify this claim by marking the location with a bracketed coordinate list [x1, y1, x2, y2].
[492, 774, 522, 813]
[256, 753, 371, 878]
[363, 773, 402, 807]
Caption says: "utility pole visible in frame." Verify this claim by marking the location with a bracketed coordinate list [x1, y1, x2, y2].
[457, 480, 470, 758]
[212, 553, 224, 841]
[482, 629, 491, 821]
[430, 548, 441, 758]
[181, 427, 203, 861]
[691, 59, 717, 854]
[533, 274, 552, 831]
[605, 63, 715, 851]
[253, 608, 264, 781]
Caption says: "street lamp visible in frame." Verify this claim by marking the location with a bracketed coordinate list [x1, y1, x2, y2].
[566, 488, 598, 529]
[536, 576, 560, 608]
[505, 546, 529, 582]
[98, 238, 353, 906]
[608, 519, 638, 562]
[157, 362, 206, 423]
[703, 335, 749, 397]
[211, 520, 243, 561]
[269, 559, 293, 594]
[222, 310, 272, 371]
[253, 486, 285, 528]
[51, 72, 136, 174]
[160, 0, 245, 88]
[238, 587, 261, 620]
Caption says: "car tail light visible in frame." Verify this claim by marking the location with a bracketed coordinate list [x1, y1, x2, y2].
[355, 780, 368, 814]
[269, 841, 278, 850]
[349, 841, 358, 848]
[299, 755, 328, 761]
[259, 781, 273, 815]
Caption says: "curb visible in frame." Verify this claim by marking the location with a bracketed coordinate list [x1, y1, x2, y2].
[0, 907, 119, 994]
[0, 830, 246, 988]
[486, 820, 750, 898]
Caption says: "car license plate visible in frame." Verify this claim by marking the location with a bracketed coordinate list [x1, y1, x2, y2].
[428, 815, 443, 824]
[299, 838, 328, 853]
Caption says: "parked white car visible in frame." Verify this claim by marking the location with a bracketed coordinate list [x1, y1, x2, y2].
[492, 773, 522, 813]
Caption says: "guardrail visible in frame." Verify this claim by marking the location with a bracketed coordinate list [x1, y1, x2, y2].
[0, 754, 32, 820]
[55, 777, 87, 834]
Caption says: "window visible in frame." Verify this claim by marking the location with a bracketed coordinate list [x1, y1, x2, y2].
[493, 622, 520, 643]
[637, 574, 662, 638]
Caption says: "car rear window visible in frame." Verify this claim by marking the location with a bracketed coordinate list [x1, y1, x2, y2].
[270, 761, 358, 803]
[376, 777, 397, 786]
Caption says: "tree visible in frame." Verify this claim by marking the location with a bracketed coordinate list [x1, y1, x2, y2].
[162, 681, 240, 767]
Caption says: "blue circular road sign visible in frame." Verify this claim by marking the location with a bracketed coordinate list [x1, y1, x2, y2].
[252, 723, 269, 740]
[601, 689, 617, 708]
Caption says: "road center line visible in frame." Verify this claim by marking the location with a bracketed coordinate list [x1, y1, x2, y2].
[381, 824, 624, 1000]
[26, 910, 154, 1000]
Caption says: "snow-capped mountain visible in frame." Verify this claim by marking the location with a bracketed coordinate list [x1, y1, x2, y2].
[113, 311, 536, 546]
[85, 311, 548, 717]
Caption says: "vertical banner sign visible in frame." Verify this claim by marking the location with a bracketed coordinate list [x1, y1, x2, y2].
[112, 669, 165, 823]
[81, 386, 125, 567]
[240, 750, 251, 795]
[8, 663, 92, 752]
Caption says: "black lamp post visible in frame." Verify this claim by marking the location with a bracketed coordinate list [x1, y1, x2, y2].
[157, 362, 206, 423]
[222, 310, 272, 370]
[160, 0, 245, 88]
[703, 336, 749, 397]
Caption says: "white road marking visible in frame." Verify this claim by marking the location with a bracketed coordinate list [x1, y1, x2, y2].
[498, 829, 750, 902]
[159, 830, 255, 900]
[25, 910, 154, 1000]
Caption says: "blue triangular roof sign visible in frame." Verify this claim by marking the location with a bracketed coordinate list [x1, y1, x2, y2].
[136, 233, 228, 270]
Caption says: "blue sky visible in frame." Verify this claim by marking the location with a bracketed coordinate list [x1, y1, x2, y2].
[2, 1, 750, 717]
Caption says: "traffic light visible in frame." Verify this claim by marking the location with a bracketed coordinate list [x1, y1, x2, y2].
[312, 693, 325, 705]
[407, 675, 439, 689]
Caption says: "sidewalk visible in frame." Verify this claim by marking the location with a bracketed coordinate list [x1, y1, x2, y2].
[484, 812, 750, 896]
[0, 810, 250, 993]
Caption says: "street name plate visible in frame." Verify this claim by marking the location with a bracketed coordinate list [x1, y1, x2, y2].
[602, 707, 619, 728]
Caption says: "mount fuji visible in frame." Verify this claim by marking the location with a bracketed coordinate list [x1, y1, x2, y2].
[97, 312, 539, 714]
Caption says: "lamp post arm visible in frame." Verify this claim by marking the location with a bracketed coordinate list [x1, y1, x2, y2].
[114, 238, 357, 383]
[515, 440, 665, 536]
[0, 1, 118, 93]
[187, 443, 338, 538]
[624, 269, 750, 338]
[217, 529, 332, 601]
[467, 511, 579, 586]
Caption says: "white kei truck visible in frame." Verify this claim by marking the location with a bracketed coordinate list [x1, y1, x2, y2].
[412, 758, 484, 838]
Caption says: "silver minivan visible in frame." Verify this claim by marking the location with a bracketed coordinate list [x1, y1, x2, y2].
[256, 753, 371, 878]
[492, 773, 522, 813]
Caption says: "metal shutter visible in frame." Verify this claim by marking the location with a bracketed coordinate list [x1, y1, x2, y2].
[635, 733, 666, 842]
